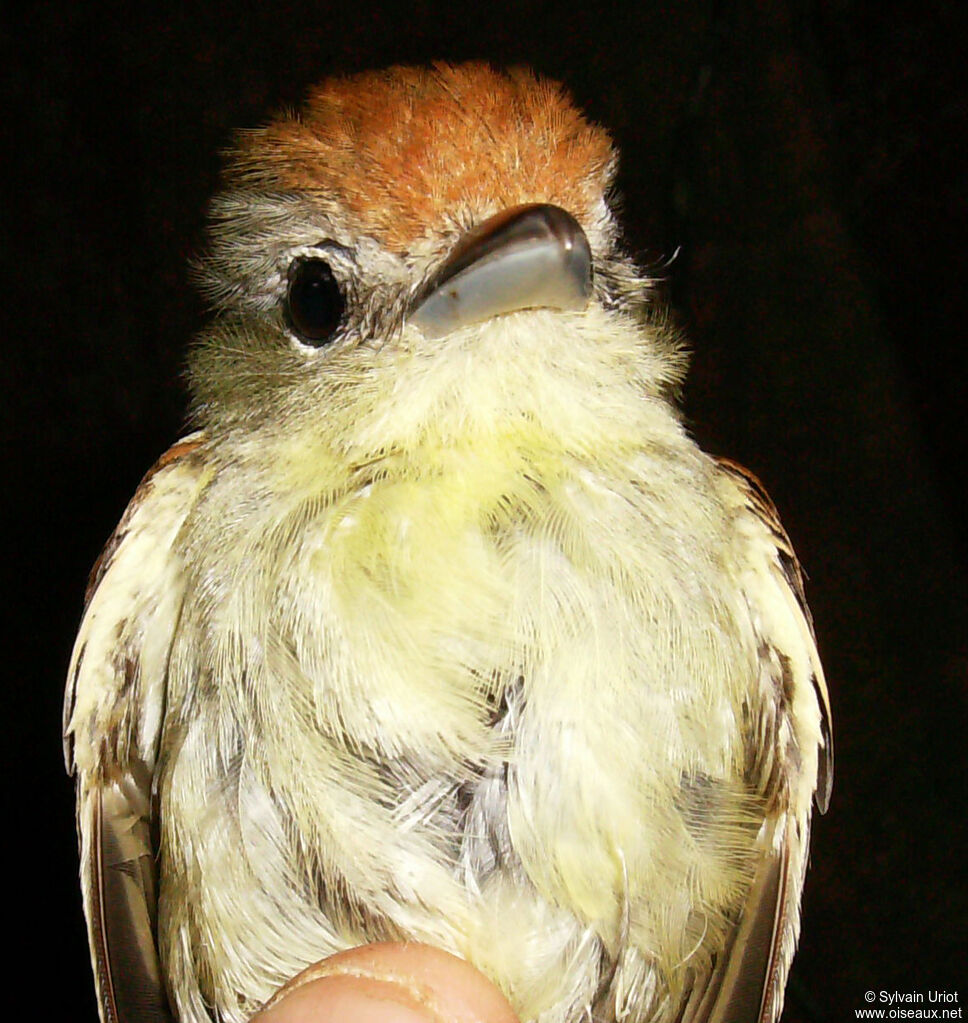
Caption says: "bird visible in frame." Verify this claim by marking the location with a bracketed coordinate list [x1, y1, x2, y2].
[64, 62, 832, 1023]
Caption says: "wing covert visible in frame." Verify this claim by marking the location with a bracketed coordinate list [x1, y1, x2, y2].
[679, 458, 833, 1023]
[64, 434, 208, 1023]
[716, 457, 832, 813]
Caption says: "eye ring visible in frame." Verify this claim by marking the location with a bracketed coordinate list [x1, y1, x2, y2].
[285, 257, 346, 345]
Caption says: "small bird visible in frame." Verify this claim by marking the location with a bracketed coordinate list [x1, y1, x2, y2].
[64, 63, 832, 1023]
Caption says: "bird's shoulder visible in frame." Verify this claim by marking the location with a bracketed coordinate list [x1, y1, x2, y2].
[714, 455, 832, 813]
[64, 432, 210, 776]
[662, 456, 834, 1023]
[65, 433, 209, 1023]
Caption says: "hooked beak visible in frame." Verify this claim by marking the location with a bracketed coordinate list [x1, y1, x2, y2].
[408, 203, 593, 338]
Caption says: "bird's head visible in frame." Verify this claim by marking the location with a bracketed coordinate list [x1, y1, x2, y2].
[189, 63, 685, 466]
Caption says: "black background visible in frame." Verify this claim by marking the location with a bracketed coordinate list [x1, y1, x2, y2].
[5, 1, 965, 1020]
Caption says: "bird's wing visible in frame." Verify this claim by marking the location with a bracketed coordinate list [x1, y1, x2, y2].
[64, 434, 209, 1023]
[679, 458, 833, 1023]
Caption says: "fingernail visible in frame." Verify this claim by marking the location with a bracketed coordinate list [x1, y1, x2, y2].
[253, 972, 440, 1023]
[251, 943, 519, 1023]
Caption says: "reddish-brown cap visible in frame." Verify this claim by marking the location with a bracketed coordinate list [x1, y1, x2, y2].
[229, 63, 616, 254]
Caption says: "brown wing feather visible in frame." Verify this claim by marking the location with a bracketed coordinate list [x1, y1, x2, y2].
[708, 834, 785, 1023]
[757, 820, 808, 1023]
[676, 459, 833, 1023]
[65, 434, 207, 1023]
[88, 770, 173, 1023]
[678, 819, 801, 1023]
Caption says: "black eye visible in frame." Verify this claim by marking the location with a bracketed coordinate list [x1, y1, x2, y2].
[285, 257, 345, 345]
